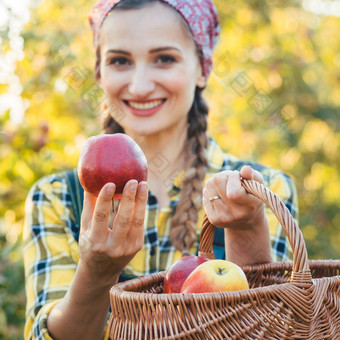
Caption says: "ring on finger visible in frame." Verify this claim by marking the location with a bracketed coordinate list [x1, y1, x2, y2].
[209, 195, 220, 202]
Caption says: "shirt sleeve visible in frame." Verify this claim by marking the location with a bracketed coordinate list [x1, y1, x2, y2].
[23, 174, 80, 340]
[264, 169, 299, 262]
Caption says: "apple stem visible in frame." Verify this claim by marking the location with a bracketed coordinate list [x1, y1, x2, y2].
[218, 267, 226, 276]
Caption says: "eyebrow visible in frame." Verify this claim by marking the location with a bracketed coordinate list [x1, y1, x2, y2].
[106, 49, 131, 56]
[105, 46, 181, 56]
[149, 46, 181, 53]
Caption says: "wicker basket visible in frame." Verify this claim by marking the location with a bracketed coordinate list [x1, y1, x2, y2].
[108, 179, 340, 339]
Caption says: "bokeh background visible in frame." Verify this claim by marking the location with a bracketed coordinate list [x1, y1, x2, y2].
[0, 0, 339, 338]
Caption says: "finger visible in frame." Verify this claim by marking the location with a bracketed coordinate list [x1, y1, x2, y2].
[226, 170, 246, 202]
[240, 165, 264, 184]
[204, 178, 215, 196]
[203, 185, 232, 227]
[90, 183, 116, 240]
[128, 181, 148, 247]
[229, 168, 263, 205]
[205, 178, 223, 205]
[202, 187, 216, 215]
[131, 181, 148, 228]
[203, 179, 228, 222]
[112, 179, 138, 238]
[210, 170, 234, 199]
[80, 190, 97, 232]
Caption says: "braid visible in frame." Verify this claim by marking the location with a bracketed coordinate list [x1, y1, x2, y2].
[170, 88, 209, 254]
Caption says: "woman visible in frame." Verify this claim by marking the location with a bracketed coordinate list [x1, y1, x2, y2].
[23, 0, 298, 339]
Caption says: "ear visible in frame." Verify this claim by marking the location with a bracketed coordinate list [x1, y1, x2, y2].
[196, 73, 206, 89]
[196, 63, 206, 89]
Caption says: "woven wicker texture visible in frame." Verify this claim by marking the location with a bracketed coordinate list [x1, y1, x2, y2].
[109, 179, 340, 339]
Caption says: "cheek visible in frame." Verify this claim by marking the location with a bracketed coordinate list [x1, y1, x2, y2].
[169, 80, 196, 118]
[164, 69, 197, 97]
[100, 72, 122, 97]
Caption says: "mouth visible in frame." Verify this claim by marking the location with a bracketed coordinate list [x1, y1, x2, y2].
[124, 99, 165, 110]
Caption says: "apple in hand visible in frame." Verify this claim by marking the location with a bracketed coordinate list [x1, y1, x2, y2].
[180, 259, 249, 294]
[163, 256, 209, 293]
[78, 133, 148, 198]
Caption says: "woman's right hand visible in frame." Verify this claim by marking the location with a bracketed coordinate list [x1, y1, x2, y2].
[78, 179, 148, 288]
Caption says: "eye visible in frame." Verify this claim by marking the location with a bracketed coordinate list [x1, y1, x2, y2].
[109, 57, 130, 66]
[156, 55, 176, 64]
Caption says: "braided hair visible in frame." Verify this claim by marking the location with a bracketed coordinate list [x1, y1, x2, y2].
[169, 88, 209, 254]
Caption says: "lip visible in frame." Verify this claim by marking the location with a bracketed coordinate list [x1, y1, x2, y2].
[123, 99, 166, 117]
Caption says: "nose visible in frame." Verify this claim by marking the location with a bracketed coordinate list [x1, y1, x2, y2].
[128, 64, 155, 98]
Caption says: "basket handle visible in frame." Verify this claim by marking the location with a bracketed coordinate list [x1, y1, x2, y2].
[199, 178, 312, 284]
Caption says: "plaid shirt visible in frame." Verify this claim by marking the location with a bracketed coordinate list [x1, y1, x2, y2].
[23, 138, 298, 339]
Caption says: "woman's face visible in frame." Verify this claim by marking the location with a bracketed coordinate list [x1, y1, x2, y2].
[98, 1, 205, 138]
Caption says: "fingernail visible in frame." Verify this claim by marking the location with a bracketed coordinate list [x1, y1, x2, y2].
[129, 180, 138, 191]
[139, 182, 148, 193]
[106, 183, 115, 195]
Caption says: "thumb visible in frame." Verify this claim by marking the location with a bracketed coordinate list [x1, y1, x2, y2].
[240, 165, 264, 184]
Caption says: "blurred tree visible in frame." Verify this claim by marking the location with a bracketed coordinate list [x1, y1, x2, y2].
[0, 0, 339, 338]
[209, 0, 340, 259]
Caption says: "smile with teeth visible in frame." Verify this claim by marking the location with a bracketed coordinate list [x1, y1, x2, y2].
[125, 99, 164, 110]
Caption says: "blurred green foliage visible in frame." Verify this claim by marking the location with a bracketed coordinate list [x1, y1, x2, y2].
[0, 0, 339, 338]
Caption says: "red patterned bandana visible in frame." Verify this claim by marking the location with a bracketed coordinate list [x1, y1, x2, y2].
[89, 0, 220, 78]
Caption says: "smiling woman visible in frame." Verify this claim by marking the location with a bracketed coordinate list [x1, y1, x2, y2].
[98, 2, 206, 137]
[22, 1, 299, 339]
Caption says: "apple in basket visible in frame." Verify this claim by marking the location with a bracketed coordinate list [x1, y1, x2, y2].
[78, 133, 148, 198]
[180, 259, 249, 293]
[163, 256, 209, 293]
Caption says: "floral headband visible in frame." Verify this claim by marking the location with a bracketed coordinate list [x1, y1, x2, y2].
[89, 0, 220, 78]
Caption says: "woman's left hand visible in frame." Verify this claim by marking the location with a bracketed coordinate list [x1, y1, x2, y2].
[202, 165, 265, 230]
[202, 165, 272, 265]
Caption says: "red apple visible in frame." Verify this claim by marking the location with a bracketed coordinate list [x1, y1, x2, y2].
[163, 256, 209, 294]
[78, 133, 147, 198]
[180, 259, 249, 294]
